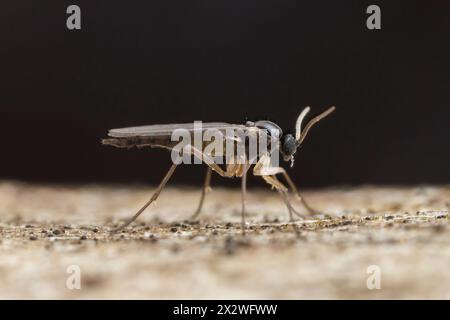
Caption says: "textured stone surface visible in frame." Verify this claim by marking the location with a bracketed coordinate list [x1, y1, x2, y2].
[0, 180, 449, 299]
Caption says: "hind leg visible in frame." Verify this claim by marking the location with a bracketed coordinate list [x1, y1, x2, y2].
[110, 163, 178, 233]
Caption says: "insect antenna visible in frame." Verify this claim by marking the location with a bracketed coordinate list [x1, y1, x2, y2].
[295, 106, 311, 141]
[296, 106, 336, 145]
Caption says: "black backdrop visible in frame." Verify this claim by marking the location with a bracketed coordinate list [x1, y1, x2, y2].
[1, 1, 449, 187]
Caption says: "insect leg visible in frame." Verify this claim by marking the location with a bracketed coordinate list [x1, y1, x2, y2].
[253, 154, 319, 215]
[277, 189, 301, 221]
[253, 156, 304, 220]
[241, 162, 248, 235]
[190, 144, 247, 230]
[280, 170, 320, 215]
[110, 163, 178, 233]
[263, 175, 306, 220]
[190, 167, 212, 220]
[189, 145, 232, 177]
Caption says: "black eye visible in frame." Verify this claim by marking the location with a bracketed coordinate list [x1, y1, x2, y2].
[282, 134, 297, 156]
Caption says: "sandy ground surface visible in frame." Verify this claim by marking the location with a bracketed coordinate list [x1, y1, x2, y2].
[0, 180, 449, 299]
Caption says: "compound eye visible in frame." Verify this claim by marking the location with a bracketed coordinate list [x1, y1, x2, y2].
[282, 135, 297, 156]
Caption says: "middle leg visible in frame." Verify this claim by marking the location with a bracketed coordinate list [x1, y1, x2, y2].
[240, 162, 248, 235]
[190, 166, 212, 220]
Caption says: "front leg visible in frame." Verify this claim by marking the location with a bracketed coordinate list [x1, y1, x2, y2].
[253, 155, 305, 220]
[254, 154, 320, 216]
[278, 169, 321, 216]
[254, 154, 319, 215]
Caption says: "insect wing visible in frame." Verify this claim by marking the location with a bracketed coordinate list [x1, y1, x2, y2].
[108, 122, 245, 138]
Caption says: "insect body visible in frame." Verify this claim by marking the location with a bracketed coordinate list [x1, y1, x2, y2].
[103, 106, 335, 233]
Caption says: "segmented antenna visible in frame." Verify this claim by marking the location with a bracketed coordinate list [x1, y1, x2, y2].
[295, 106, 311, 141]
[297, 106, 336, 145]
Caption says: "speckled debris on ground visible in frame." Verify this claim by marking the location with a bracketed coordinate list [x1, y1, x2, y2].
[0, 180, 449, 299]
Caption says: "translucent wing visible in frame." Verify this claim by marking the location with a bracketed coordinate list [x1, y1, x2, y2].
[102, 122, 251, 149]
[108, 122, 244, 138]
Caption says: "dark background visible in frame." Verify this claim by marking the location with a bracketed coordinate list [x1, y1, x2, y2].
[1, 1, 449, 187]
